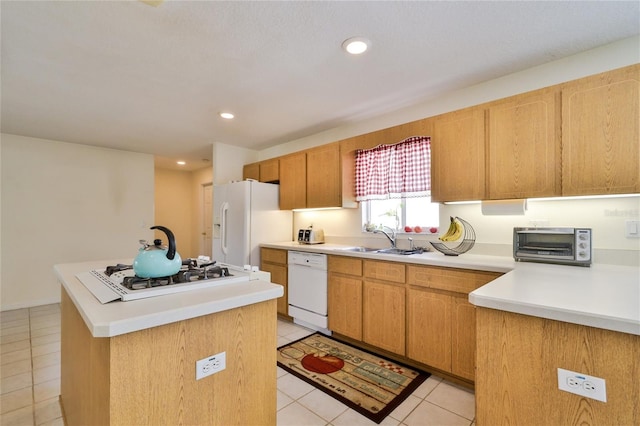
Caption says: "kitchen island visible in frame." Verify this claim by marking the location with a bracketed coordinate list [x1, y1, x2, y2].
[55, 260, 283, 426]
[469, 263, 639, 426]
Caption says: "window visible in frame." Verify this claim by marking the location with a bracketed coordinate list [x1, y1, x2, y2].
[362, 197, 439, 233]
[355, 136, 439, 233]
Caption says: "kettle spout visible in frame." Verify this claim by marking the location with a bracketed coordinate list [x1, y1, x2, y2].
[150, 225, 177, 260]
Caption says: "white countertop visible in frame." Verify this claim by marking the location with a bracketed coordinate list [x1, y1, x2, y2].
[263, 242, 640, 336]
[55, 259, 283, 338]
[262, 241, 516, 273]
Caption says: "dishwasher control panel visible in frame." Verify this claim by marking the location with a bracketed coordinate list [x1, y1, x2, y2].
[288, 251, 328, 269]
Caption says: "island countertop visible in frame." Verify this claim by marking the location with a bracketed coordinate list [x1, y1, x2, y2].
[262, 241, 640, 336]
[54, 259, 283, 338]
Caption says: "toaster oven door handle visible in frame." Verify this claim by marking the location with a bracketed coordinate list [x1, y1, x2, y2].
[516, 228, 574, 234]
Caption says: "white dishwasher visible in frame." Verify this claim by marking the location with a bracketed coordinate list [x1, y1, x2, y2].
[288, 251, 330, 333]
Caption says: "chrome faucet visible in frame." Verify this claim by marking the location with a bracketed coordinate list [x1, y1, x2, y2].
[374, 226, 396, 248]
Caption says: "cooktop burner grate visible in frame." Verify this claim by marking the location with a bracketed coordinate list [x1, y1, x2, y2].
[76, 258, 252, 303]
[104, 260, 233, 290]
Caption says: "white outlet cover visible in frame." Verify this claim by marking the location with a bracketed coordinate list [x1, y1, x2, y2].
[557, 368, 607, 402]
[625, 220, 640, 238]
[196, 351, 226, 380]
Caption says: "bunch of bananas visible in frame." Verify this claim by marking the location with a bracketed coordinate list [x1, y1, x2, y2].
[439, 216, 463, 242]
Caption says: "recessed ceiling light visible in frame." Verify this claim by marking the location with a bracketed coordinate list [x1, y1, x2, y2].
[342, 37, 370, 55]
[219, 112, 234, 119]
[176, 161, 186, 166]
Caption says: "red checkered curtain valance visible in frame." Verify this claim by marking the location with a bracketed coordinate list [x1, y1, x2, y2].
[355, 136, 431, 201]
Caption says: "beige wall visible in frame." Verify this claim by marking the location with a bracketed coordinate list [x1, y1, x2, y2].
[154, 166, 214, 259]
[212, 142, 257, 184]
[154, 168, 195, 258]
[1, 134, 155, 310]
[190, 166, 214, 256]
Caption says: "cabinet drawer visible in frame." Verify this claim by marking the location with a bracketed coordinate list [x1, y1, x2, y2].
[329, 256, 362, 276]
[364, 260, 405, 284]
[407, 265, 501, 294]
[261, 248, 287, 265]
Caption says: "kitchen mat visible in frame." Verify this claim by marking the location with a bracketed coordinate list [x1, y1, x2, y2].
[277, 332, 429, 424]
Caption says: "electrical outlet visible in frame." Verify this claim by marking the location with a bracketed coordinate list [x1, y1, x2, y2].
[557, 368, 607, 402]
[196, 351, 226, 380]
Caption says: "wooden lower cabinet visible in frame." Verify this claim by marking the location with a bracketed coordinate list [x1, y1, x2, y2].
[328, 274, 363, 340]
[451, 295, 476, 380]
[407, 288, 452, 372]
[475, 307, 640, 425]
[260, 248, 289, 317]
[328, 256, 363, 340]
[326, 256, 502, 383]
[363, 280, 406, 356]
[61, 289, 277, 426]
[406, 290, 476, 381]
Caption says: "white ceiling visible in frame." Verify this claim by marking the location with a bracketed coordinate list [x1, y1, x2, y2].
[2, 1, 639, 170]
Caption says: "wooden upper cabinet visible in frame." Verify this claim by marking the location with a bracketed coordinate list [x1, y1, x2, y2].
[259, 159, 279, 183]
[243, 159, 279, 183]
[242, 163, 260, 181]
[487, 88, 561, 199]
[277, 142, 355, 210]
[561, 64, 640, 196]
[279, 152, 307, 210]
[431, 106, 486, 202]
[306, 143, 341, 209]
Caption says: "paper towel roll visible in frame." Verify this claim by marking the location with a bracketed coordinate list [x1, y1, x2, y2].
[481, 199, 527, 215]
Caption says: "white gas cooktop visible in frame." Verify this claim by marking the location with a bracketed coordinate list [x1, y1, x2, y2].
[76, 264, 255, 304]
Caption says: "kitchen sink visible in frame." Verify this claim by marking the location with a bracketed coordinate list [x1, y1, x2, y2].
[337, 247, 424, 255]
[338, 246, 380, 252]
[376, 248, 424, 255]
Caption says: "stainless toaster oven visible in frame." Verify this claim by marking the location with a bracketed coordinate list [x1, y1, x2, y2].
[513, 227, 592, 266]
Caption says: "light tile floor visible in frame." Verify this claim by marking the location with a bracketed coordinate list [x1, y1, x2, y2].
[276, 319, 476, 426]
[1, 304, 475, 426]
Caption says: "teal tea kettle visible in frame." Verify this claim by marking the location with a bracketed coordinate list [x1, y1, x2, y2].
[133, 226, 182, 278]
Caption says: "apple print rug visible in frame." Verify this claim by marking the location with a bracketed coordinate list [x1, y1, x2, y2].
[277, 333, 429, 424]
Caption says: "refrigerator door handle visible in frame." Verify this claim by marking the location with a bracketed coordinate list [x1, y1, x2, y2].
[220, 201, 229, 255]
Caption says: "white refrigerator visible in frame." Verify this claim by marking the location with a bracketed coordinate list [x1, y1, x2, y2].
[213, 181, 292, 268]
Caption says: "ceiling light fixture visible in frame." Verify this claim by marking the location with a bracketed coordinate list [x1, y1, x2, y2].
[219, 112, 234, 120]
[176, 161, 186, 166]
[342, 37, 370, 55]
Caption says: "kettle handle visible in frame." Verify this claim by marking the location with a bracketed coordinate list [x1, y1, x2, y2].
[150, 226, 177, 260]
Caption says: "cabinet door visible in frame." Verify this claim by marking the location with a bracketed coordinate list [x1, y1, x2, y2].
[279, 152, 307, 209]
[451, 296, 476, 381]
[406, 288, 452, 372]
[561, 65, 640, 195]
[243, 163, 260, 181]
[259, 159, 280, 183]
[306, 143, 341, 208]
[431, 106, 486, 202]
[260, 248, 288, 316]
[261, 262, 288, 316]
[363, 281, 405, 355]
[487, 88, 560, 199]
[328, 274, 363, 340]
